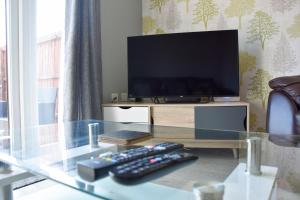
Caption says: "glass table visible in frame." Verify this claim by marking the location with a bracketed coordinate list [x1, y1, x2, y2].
[0, 120, 299, 200]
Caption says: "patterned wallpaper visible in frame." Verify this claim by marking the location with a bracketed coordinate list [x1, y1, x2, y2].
[142, 0, 300, 131]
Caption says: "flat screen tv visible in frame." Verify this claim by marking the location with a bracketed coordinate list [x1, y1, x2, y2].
[128, 30, 239, 99]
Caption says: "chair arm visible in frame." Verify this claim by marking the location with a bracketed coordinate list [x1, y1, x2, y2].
[267, 91, 298, 135]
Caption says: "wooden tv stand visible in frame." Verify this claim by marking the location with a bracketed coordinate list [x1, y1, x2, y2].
[103, 101, 249, 130]
[102, 101, 249, 157]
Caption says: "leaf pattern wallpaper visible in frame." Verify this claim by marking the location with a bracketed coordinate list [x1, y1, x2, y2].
[192, 0, 219, 29]
[288, 13, 300, 38]
[142, 0, 300, 131]
[150, 0, 170, 13]
[247, 11, 279, 49]
[225, 0, 255, 29]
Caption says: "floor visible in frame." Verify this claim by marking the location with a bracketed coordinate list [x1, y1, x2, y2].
[13, 148, 237, 199]
[153, 148, 238, 190]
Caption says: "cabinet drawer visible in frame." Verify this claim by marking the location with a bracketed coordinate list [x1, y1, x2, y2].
[152, 107, 195, 128]
[103, 107, 149, 123]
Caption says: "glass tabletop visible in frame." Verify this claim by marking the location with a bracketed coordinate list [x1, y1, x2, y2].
[0, 120, 299, 200]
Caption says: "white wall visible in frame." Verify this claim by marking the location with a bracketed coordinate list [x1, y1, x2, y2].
[101, 0, 142, 102]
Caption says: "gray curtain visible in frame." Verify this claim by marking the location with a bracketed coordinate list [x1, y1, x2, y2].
[64, 0, 102, 121]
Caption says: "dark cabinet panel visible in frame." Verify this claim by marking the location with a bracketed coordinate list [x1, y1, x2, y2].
[195, 106, 247, 140]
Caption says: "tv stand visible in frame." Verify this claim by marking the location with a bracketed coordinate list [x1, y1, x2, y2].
[102, 101, 249, 131]
[102, 101, 250, 158]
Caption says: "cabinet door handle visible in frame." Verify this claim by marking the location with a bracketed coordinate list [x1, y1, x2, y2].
[244, 116, 247, 131]
[119, 106, 132, 109]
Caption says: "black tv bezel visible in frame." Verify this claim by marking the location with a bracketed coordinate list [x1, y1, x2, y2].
[127, 30, 240, 99]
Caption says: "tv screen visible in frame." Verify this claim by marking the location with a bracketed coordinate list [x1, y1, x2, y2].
[128, 30, 239, 98]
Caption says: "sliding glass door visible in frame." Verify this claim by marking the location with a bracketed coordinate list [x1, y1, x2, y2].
[36, 0, 65, 145]
[2, 0, 66, 150]
[0, 0, 8, 133]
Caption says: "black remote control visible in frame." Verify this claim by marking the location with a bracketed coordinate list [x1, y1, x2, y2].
[77, 142, 183, 181]
[109, 152, 198, 180]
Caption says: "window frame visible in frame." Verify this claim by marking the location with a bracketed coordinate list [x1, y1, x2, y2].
[6, 0, 39, 151]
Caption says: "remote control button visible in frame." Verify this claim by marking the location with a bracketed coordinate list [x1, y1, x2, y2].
[154, 146, 166, 150]
[155, 157, 162, 162]
[116, 166, 123, 170]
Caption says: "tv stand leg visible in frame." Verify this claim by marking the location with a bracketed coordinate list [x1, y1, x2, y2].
[232, 148, 238, 159]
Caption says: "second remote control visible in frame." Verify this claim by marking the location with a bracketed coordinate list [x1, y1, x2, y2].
[77, 142, 183, 181]
[109, 152, 198, 180]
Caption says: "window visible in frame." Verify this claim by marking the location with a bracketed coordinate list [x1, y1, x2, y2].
[3, 0, 65, 147]
[0, 0, 8, 132]
[36, 0, 65, 144]
[37, 0, 65, 126]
